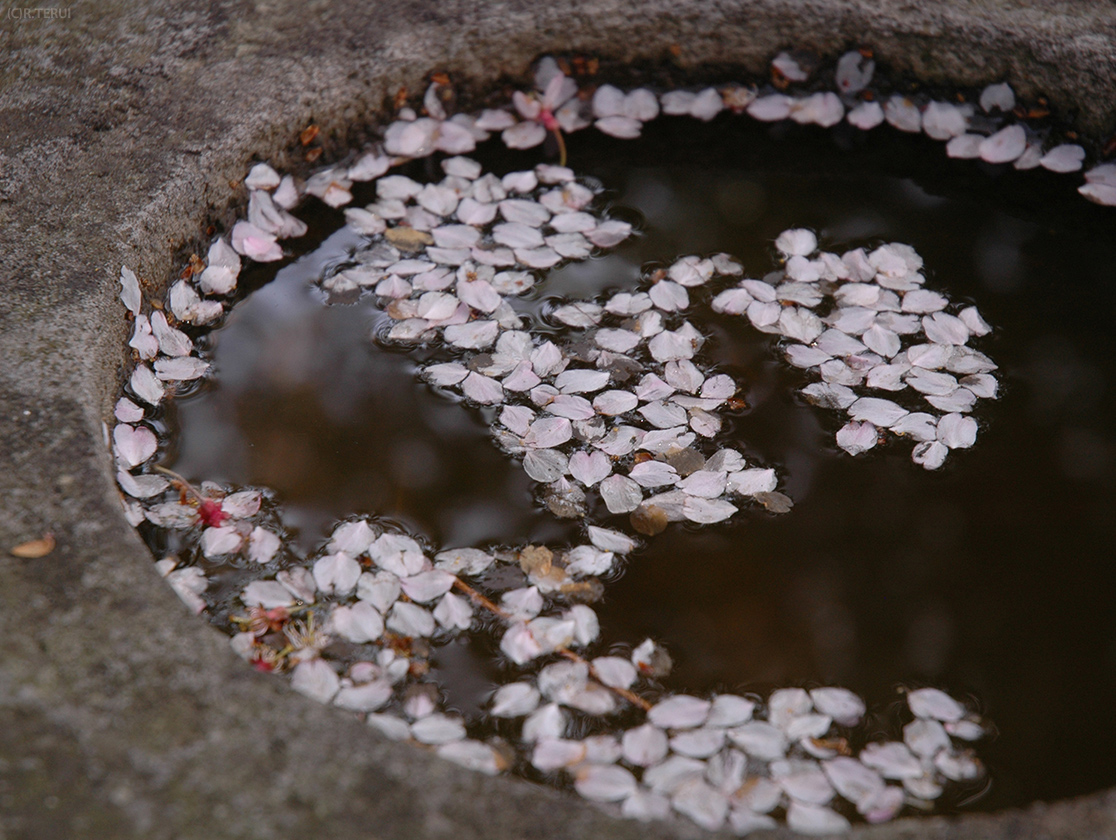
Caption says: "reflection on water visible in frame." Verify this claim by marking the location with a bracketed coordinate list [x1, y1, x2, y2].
[171, 119, 1116, 810]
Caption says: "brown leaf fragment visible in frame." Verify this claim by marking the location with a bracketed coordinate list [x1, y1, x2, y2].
[519, 545, 553, 576]
[384, 226, 434, 251]
[755, 491, 794, 514]
[299, 124, 320, 146]
[10, 533, 55, 558]
[630, 504, 668, 536]
[558, 578, 604, 604]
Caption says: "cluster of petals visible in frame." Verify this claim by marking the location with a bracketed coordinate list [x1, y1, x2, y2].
[108, 48, 1059, 837]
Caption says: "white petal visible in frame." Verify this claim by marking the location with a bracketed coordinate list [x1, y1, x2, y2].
[241, 579, 295, 609]
[908, 687, 966, 721]
[246, 527, 281, 564]
[432, 591, 473, 631]
[411, 714, 467, 745]
[113, 423, 157, 468]
[291, 659, 340, 704]
[980, 125, 1027, 164]
[847, 100, 885, 130]
[786, 803, 850, 835]
[946, 133, 984, 159]
[400, 569, 456, 603]
[587, 525, 637, 554]
[491, 682, 541, 717]
[1040, 143, 1084, 172]
[884, 96, 921, 132]
[648, 695, 710, 729]
[313, 553, 362, 595]
[119, 266, 142, 315]
[129, 364, 165, 406]
[980, 82, 1015, 113]
[329, 602, 385, 644]
[794, 690, 856, 732]
[671, 779, 728, 831]
[575, 765, 637, 802]
[836, 421, 877, 455]
[387, 601, 436, 637]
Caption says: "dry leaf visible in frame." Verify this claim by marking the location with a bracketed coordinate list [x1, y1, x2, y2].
[10, 533, 55, 558]
[299, 124, 319, 146]
[384, 226, 434, 251]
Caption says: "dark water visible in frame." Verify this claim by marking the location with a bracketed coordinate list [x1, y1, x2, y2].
[169, 118, 1116, 811]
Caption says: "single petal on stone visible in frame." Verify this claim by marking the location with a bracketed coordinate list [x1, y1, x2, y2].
[980, 82, 1015, 113]
[575, 765, 638, 802]
[291, 659, 340, 704]
[113, 423, 157, 468]
[672, 779, 729, 831]
[119, 266, 142, 315]
[412, 714, 467, 745]
[776, 229, 818, 258]
[786, 803, 850, 836]
[622, 723, 670, 767]
[836, 50, 874, 94]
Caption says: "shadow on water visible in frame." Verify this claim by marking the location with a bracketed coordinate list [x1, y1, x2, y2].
[169, 116, 1116, 811]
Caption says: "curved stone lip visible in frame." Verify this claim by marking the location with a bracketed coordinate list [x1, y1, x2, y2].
[2, 1, 1114, 837]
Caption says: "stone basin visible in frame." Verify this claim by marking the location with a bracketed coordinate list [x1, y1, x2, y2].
[2, 1, 1115, 837]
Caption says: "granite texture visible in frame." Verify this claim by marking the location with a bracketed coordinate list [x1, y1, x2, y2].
[2, 1, 1114, 837]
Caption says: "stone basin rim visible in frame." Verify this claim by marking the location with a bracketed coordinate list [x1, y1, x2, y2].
[2, 2, 1115, 838]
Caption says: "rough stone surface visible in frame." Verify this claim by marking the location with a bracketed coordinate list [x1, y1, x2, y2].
[1, 2, 1114, 838]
